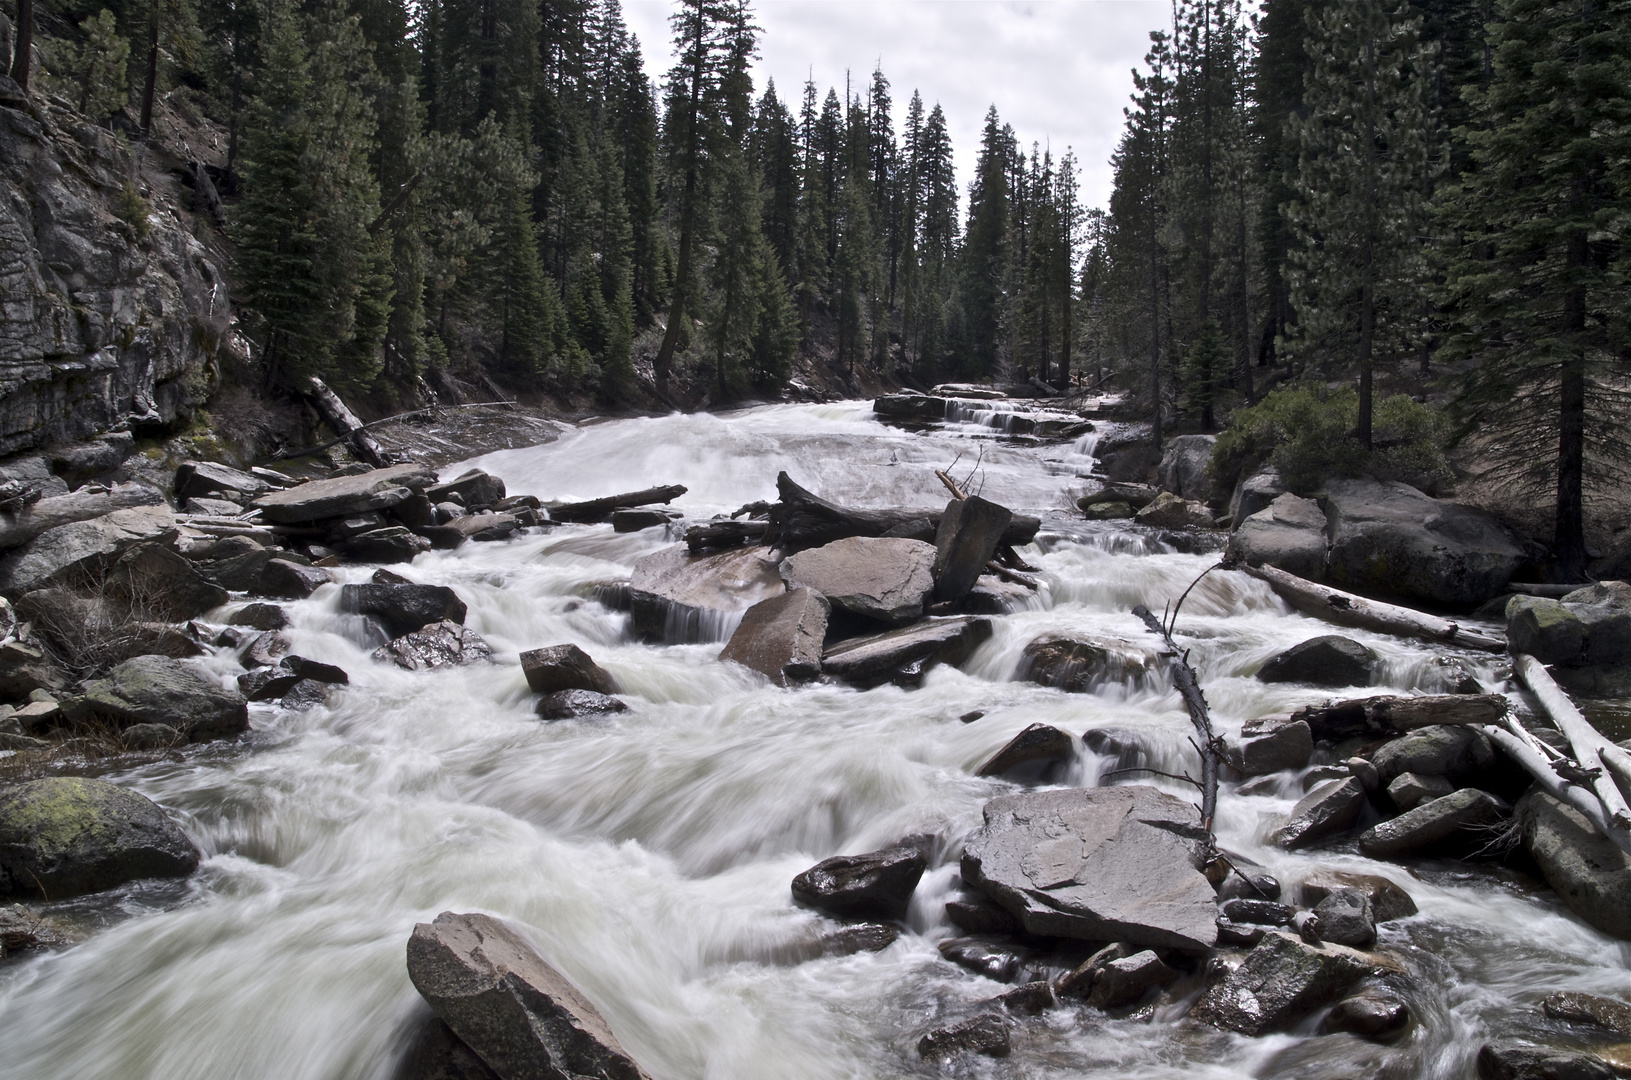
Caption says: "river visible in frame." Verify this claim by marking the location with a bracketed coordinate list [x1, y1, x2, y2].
[0, 401, 1620, 1079]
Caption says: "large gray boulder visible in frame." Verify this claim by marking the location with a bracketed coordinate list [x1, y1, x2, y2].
[0, 777, 199, 899]
[340, 583, 467, 639]
[960, 786, 1217, 952]
[1226, 493, 1329, 580]
[1359, 788, 1508, 859]
[174, 460, 270, 503]
[779, 536, 937, 625]
[1521, 791, 1631, 940]
[251, 464, 437, 524]
[1324, 478, 1526, 608]
[1228, 464, 1287, 527]
[1257, 635, 1378, 687]
[1017, 634, 1159, 692]
[820, 616, 992, 687]
[65, 655, 249, 741]
[717, 587, 829, 686]
[373, 622, 493, 671]
[629, 544, 785, 643]
[1275, 777, 1367, 849]
[791, 838, 928, 921]
[1369, 724, 1495, 785]
[1157, 434, 1216, 503]
[1506, 582, 1631, 694]
[0, 504, 177, 594]
[931, 496, 1012, 604]
[1190, 930, 1382, 1035]
[406, 911, 649, 1080]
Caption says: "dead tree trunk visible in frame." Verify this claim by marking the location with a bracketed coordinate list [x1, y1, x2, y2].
[548, 485, 688, 524]
[1133, 603, 1221, 837]
[307, 377, 387, 468]
[769, 472, 1040, 553]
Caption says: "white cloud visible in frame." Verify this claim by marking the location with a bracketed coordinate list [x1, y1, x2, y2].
[620, 0, 1169, 209]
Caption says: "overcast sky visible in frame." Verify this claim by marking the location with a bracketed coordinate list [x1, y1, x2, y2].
[620, 1, 1171, 212]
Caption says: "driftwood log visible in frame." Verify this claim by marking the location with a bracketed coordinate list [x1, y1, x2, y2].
[549, 484, 688, 524]
[685, 519, 768, 553]
[1231, 560, 1505, 652]
[1513, 653, 1631, 830]
[1132, 604, 1221, 837]
[0, 482, 166, 550]
[308, 377, 388, 468]
[768, 472, 1039, 553]
[1290, 694, 1509, 740]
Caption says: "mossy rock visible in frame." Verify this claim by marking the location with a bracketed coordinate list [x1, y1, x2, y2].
[1506, 596, 1587, 666]
[0, 777, 199, 899]
[1080, 500, 1134, 521]
[64, 655, 248, 741]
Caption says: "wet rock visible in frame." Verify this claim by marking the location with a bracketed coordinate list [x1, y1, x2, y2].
[258, 558, 331, 599]
[791, 839, 928, 922]
[0, 504, 177, 594]
[1507, 583, 1631, 695]
[610, 509, 670, 533]
[174, 461, 269, 503]
[1078, 483, 1159, 513]
[1432, 655, 1485, 694]
[1134, 491, 1215, 529]
[1217, 867, 1283, 903]
[241, 630, 291, 669]
[338, 526, 433, 564]
[229, 602, 288, 631]
[938, 937, 1037, 983]
[1275, 777, 1367, 849]
[917, 1014, 1010, 1061]
[1220, 898, 1294, 926]
[441, 513, 520, 543]
[1228, 465, 1287, 527]
[817, 922, 899, 957]
[1018, 634, 1158, 692]
[931, 496, 1013, 604]
[1370, 724, 1496, 785]
[1229, 718, 1314, 776]
[1258, 635, 1378, 688]
[779, 536, 937, 625]
[991, 981, 1055, 1015]
[1476, 1045, 1614, 1080]
[961, 785, 1217, 952]
[238, 665, 302, 702]
[106, 542, 228, 619]
[1080, 726, 1156, 773]
[1190, 930, 1381, 1036]
[393, 1016, 501, 1080]
[406, 911, 651, 1080]
[1324, 478, 1527, 608]
[1311, 888, 1377, 948]
[975, 723, 1074, 780]
[1157, 434, 1217, 503]
[1387, 771, 1454, 810]
[820, 616, 992, 687]
[1521, 791, 1631, 940]
[1301, 872, 1418, 923]
[426, 470, 506, 510]
[1087, 950, 1178, 1009]
[340, 583, 468, 638]
[1349, 756, 1382, 792]
[1226, 494, 1330, 580]
[717, 588, 829, 686]
[280, 680, 330, 710]
[1054, 942, 1133, 998]
[521, 644, 617, 696]
[1358, 788, 1509, 859]
[629, 544, 785, 643]
[1080, 499, 1134, 521]
[1542, 992, 1631, 1036]
[1321, 988, 1411, 1042]
[373, 622, 494, 671]
[251, 464, 437, 524]
[121, 723, 181, 749]
[945, 894, 1022, 935]
[67, 655, 249, 741]
[0, 903, 71, 957]
[535, 690, 628, 721]
[0, 777, 200, 899]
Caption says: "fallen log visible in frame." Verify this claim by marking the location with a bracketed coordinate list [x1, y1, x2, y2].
[768, 472, 1039, 553]
[0, 482, 166, 550]
[1290, 694, 1509, 740]
[1480, 723, 1631, 856]
[1133, 604, 1221, 839]
[685, 519, 767, 553]
[1230, 560, 1505, 652]
[308, 377, 388, 468]
[1513, 653, 1631, 830]
[548, 484, 688, 524]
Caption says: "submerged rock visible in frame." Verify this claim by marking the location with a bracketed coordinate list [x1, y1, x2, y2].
[629, 544, 785, 643]
[340, 583, 468, 638]
[820, 616, 993, 687]
[779, 536, 937, 625]
[916, 1014, 1010, 1060]
[535, 690, 628, 720]
[1542, 991, 1631, 1037]
[0, 903, 72, 957]
[0, 777, 199, 899]
[373, 622, 494, 670]
[1257, 635, 1378, 688]
[1018, 634, 1158, 693]
[716, 587, 829, 686]
[1189, 930, 1382, 1036]
[791, 838, 928, 922]
[1300, 872, 1418, 923]
[1321, 988, 1412, 1042]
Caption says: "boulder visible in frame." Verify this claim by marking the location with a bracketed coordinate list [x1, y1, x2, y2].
[535, 690, 628, 721]
[440, 513, 520, 543]
[1275, 777, 1367, 849]
[238, 665, 302, 702]
[229, 603, 289, 631]
[251, 464, 437, 524]
[1542, 991, 1631, 1036]
[394, 1016, 502, 1080]
[373, 622, 494, 671]
[0, 637, 68, 697]
[791, 839, 928, 921]
[931, 496, 1012, 604]
[610, 509, 670, 533]
[938, 937, 1039, 983]
[0, 903, 72, 957]
[1300, 872, 1418, 923]
[819, 616, 993, 687]
[1521, 791, 1631, 940]
[916, 1014, 1009, 1060]
[1134, 491, 1214, 529]
[1369, 724, 1495, 785]
[67, 655, 249, 741]
[716, 588, 829, 686]
[944, 894, 1021, 935]
[629, 545, 785, 643]
[1311, 887, 1377, 948]
[1387, 771, 1454, 811]
[1507, 583, 1631, 694]
[341, 583, 468, 639]
[1055, 942, 1133, 998]
[0, 777, 199, 899]
[281, 680, 331, 711]
[1321, 988, 1411, 1042]
[426, 470, 506, 510]
[1476, 1046, 1614, 1080]
[975, 723, 1074, 781]
[1017, 634, 1158, 693]
[1157, 434, 1217, 502]
[1257, 635, 1378, 688]
[521, 644, 617, 696]
[990, 981, 1054, 1016]
[1358, 788, 1509, 859]
[0, 504, 177, 594]
[106, 542, 228, 619]
[779, 536, 937, 625]
[1078, 483, 1160, 514]
[817, 922, 899, 958]
[1228, 465, 1287, 527]
[1229, 718, 1314, 776]
[201, 547, 274, 591]
[406, 911, 650, 1080]
[1080, 727, 1157, 773]
[1080, 500, 1134, 521]
[258, 558, 331, 599]
[1086, 950, 1178, 1009]
[961, 785, 1216, 952]
[1323, 478, 1526, 608]
[339, 526, 433, 564]
[873, 394, 947, 421]
[1226, 493, 1329, 580]
[174, 461, 269, 503]
[1189, 930, 1381, 1036]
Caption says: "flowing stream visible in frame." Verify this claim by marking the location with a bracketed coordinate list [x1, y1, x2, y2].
[1, 401, 1624, 1079]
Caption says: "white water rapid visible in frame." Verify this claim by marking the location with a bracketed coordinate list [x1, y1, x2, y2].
[0, 402, 1623, 1079]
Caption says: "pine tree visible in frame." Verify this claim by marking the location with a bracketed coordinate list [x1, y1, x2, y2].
[961, 106, 1013, 376]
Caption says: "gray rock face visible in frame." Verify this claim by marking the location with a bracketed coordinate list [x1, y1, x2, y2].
[1086, 950, 1178, 1009]
[1275, 777, 1367, 849]
[1257, 635, 1377, 687]
[1521, 791, 1631, 940]
[1324, 478, 1526, 607]
[961, 786, 1217, 952]
[916, 1014, 1010, 1060]
[0, 505, 177, 594]
[406, 911, 649, 1080]
[1311, 888, 1377, 948]
[0, 777, 199, 898]
[1388, 771, 1454, 810]
[535, 690, 628, 721]
[373, 622, 493, 671]
[716, 588, 829, 686]
[1300, 872, 1418, 923]
[107, 541, 228, 619]
[251, 465, 437, 524]
[1229, 465, 1287, 527]
[1476, 1045, 1615, 1080]
[1507, 582, 1631, 694]
[931, 496, 1012, 604]
[820, 616, 992, 686]
[1189, 931, 1380, 1036]
[1359, 788, 1508, 858]
[174, 461, 269, 503]
[1157, 434, 1217, 503]
[521, 644, 617, 696]
[1370, 724, 1495, 785]
[68, 654, 248, 741]
[341, 583, 468, 639]
[1018, 634, 1158, 692]
[791, 839, 928, 922]
[1230, 718, 1314, 776]
[975, 723, 1074, 780]
[1226, 493, 1329, 580]
[394, 1016, 502, 1080]
[779, 536, 937, 625]
[629, 544, 785, 643]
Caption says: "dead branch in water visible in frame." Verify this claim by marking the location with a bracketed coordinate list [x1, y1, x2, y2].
[1132, 603, 1222, 840]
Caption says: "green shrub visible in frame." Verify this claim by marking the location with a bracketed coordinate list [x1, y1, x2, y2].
[114, 181, 151, 240]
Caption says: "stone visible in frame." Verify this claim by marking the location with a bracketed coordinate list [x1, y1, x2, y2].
[916, 1014, 1010, 1060]
[0, 903, 71, 957]
[535, 690, 628, 721]
[174, 461, 269, 503]
[394, 1016, 502, 1080]
[1324, 478, 1527, 608]
[0, 505, 177, 594]
[341, 583, 468, 638]
[961, 785, 1217, 952]
[1521, 791, 1631, 940]
[629, 545, 785, 643]
[1387, 771, 1455, 810]
[931, 496, 1012, 604]
[0, 777, 200, 899]
[1018, 634, 1159, 692]
[241, 630, 291, 669]
[1078, 483, 1160, 512]
[229, 603, 288, 631]
[819, 616, 993, 686]
[339, 526, 432, 564]
[46, 434, 134, 487]
[938, 937, 1037, 983]
[1257, 635, 1378, 687]
[1230, 718, 1314, 776]
[1087, 950, 1178, 1009]
[817, 922, 899, 957]
[991, 981, 1055, 1016]
[1275, 777, 1367, 849]
[1311, 888, 1377, 948]
[1054, 942, 1133, 997]
[67, 655, 249, 741]
[1134, 491, 1215, 529]
[121, 723, 181, 749]
[185, 497, 249, 517]
[1226, 493, 1330, 580]
[1370, 724, 1495, 785]
[238, 665, 302, 702]
[521, 644, 617, 696]
[1228, 465, 1287, 527]
[373, 622, 494, 670]
[258, 558, 331, 599]
[11, 698, 61, 732]
[1157, 434, 1217, 502]
[251, 464, 437, 524]
[975, 723, 1075, 781]
[1476, 1046, 1614, 1080]
[874, 394, 947, 421]
[201, 547, 274, 591]
[610, 509, 670, 533]
[331, 512, 389, 539]
[962, 576, 1037, 614]
[1189, 931, 1381, 1036]
[1349, 756, 1382, 792]
[944, 895, 1021, 935]
[0, 637, 67, 697]
[716, 588, 829, 686]
[1217, 868, 1284, 903]
[1080, 500, 1135, 521]
[779, 536, 937, 625]
[1219, 898, 1294, 926]
[107, 542, 228, 619]
[1301, 872, 1418, 923]
[1506, 583, 1631, 694]
[1358, 788, 1509, 859]
[791, 839, 928, 922]
[281, 680, 330, 710]
[426, 470, 506, 510]
[1216, 917, 1269, 947]
[441, 513, 520, 543]
[1321, 989, 1411, 1042]
[406, 911, 650, 1080]
[1542, 992, 1631, 1036]
[391, 494, 437, 531]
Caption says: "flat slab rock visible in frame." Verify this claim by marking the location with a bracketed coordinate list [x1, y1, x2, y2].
[717, 587, 829, 686]
[960, 785, 1218, 952]
[779, 536, 937, 625]
[629, 544, 785, 643]
[407, 911, 649, 1080]
[251, 464, 437, 524]
[0, 504, 177, 594]
[820, 616, 992, 686]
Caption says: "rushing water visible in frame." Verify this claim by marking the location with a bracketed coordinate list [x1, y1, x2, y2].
[1, 402, 1625, 1079]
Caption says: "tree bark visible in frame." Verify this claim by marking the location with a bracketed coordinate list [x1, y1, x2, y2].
[653, 5, 708, 389]
[1513, 653, 1631, 829]
[307, 377, 388, 468]
[1133, 604, 1220, 836]
[1555, 236, 1588, 579]
[11, 0, 33, 91]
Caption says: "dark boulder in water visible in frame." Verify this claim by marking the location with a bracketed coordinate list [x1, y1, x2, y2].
[0, 777, 199, 899]
[791, 838, 929, 922]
